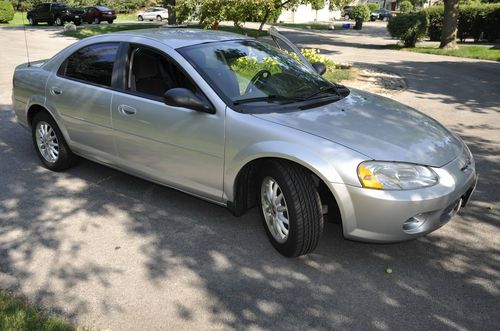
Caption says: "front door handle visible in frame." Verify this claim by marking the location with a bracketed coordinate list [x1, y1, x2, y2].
[118, 105, 137, 116]
[50, 87, 62, 95]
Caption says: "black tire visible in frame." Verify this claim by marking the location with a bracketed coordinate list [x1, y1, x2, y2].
[55, 16, 63, 26]
[47, 20, 54, 26]
[32, 111, 75, 171]
[108, 20, 114, 24]
[94, 17, 100, 24]
[74, 20, 81, 26]
[258, 160, 324, 257]
[156, 15, 162, 21]
[28, 17, 37, 26]
[138, 15, 143, 21]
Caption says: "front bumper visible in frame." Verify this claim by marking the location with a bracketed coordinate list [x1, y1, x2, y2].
[331, 151, 477, 242]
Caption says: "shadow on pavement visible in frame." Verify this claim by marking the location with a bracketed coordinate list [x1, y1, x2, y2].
[0, 105, 498, 329]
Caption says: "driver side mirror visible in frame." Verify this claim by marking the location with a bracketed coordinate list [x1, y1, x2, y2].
[163, 88, 215, 114]
[312, 62, 326, 76]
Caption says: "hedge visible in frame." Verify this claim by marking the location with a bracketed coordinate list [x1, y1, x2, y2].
[388, 12, 429, 47]
[421, 3, 500, 42]
[0, 1, 14, 23]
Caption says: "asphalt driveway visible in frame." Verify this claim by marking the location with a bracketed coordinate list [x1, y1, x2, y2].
[0, 26, 499, 330]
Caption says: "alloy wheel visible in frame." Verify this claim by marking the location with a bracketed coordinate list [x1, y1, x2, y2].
[35, 121, 59, 163]
[261, 176, 290, 243]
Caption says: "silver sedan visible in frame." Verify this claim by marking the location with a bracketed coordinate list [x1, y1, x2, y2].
[12, 28, 477, 257]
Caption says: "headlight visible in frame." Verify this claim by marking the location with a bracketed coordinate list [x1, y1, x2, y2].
[357, 161, 438, 190]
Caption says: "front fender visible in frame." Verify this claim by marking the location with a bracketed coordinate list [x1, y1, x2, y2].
[223, 111, 368, 203]
[225, 141, 344, 202]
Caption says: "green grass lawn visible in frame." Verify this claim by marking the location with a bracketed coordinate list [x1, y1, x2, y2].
[390, 44, 500, 62]
[275, 22, 345, 31]
[114, 13, 140, 23]
[0, 290, 75, 330]
[0, 11, 28, 26]
[62, 23, 266, 39]
[62, 24, 161, 38]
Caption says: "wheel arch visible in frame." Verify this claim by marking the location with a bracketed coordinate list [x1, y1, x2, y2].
[227, 154, 343, 225]
[27, 103, 72, 146]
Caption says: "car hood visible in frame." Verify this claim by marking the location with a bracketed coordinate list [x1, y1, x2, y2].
[253, 89, 463, 167]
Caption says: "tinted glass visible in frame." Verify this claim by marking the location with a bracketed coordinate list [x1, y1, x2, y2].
[128, 47, 195, 98]
[62, 43, 119, 86]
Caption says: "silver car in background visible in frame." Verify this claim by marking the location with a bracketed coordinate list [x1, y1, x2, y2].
[12, 29, 477, 257]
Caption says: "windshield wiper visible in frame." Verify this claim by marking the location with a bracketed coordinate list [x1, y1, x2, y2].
[303, 85, 340, 100]
[233, 95, 303, 105]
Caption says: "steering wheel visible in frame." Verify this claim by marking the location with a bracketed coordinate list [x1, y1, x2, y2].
[245, 69, 272, 95]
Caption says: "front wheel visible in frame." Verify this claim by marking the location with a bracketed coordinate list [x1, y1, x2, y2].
[138, 15, 143, 21]
[55, 17, 63, 26]
[93, 17, 100, 24]
[32, 112, 75, 171]
[108, 20, 114, 24]
[259, 161, 324, 257]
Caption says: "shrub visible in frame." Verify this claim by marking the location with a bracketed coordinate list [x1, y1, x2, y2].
[387, 12, 429, 47]
[422, 3, 500, 42]
[0, 1, 14, 23]
[368, 3, 380, 12]
[400, 1, 414, 13]
[352, 4, 370, 22]
[422, 5, 444, 41]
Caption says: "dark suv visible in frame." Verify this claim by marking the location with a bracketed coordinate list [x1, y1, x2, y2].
[342, 6, 354, 20]
[27, 2, 82, 26]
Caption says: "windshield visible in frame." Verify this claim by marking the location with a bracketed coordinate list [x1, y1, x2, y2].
[179, 40, 344, 109]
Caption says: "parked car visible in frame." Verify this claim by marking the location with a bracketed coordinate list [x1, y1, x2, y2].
[27, 2, 82, 26]
[137, 7, 169, 21]
[12, 28, 477, 257]
[370, 8, 392, 21]
[82, 6, 116, 24]
[342, 5, 354, 20]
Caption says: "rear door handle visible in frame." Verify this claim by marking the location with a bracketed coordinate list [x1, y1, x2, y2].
[118, 104, 137, 116]
[50, 87, 62, 95]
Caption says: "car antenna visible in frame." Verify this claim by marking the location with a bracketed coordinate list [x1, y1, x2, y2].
[21, 10, 31, 67]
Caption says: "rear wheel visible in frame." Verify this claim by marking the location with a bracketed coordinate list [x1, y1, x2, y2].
[108, 20, 113, 24]
[28, 17, 37, 25]
[55, 16, 63, 26]
[156, 15, 162, 21]
[138, 15, 143, 21]
[258, 161, 324, 257]
[32, 112, 75, 171]
[94, 17, 100, 24]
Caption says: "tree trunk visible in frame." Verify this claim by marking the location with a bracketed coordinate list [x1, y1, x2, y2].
[258, 9, 271, 33]
[440, 0, 459, 49]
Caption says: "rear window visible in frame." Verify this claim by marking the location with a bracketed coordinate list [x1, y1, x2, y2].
[59, 43, 119, 87]
[96, 6, 111, 11]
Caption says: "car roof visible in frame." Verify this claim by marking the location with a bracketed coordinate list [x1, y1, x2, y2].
[110, 28, 248, 49]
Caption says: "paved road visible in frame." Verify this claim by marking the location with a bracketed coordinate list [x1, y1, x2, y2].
[0, 25, 499, 330]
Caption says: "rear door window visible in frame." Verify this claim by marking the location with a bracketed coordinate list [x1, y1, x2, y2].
[59, 43, 119, 87]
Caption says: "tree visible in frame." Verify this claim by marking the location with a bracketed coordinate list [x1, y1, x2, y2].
[329, 0, 353, 11]
[440, 0, 459, 49]
[399, 1, 414, 12]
